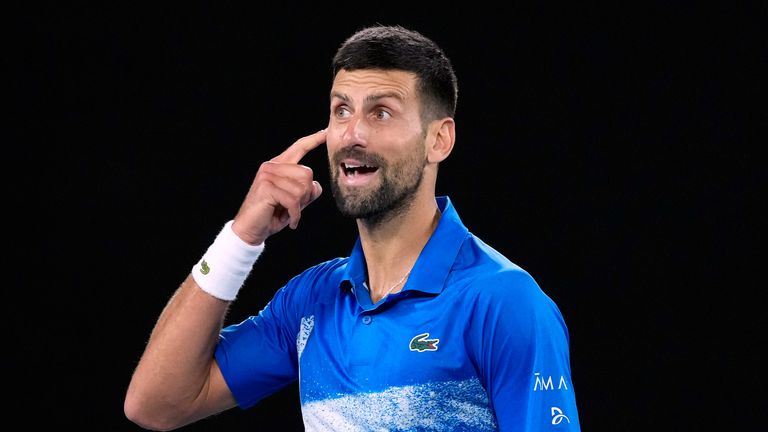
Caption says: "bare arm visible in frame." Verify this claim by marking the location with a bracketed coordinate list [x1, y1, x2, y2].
[124, 275, 236, 430]
[124, 130, 327, 430]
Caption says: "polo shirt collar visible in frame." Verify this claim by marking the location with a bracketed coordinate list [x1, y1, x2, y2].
[340, 196, 468, 300]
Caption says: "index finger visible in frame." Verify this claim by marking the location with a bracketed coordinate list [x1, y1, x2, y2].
[271, 129, 327, 164]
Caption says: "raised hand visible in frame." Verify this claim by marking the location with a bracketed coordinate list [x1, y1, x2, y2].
[231, 129, 327, 245]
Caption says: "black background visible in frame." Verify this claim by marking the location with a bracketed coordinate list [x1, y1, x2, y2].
[10, 2, 763, 431]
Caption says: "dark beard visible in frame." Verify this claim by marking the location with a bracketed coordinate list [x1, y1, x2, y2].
[329, 145, 426, 228]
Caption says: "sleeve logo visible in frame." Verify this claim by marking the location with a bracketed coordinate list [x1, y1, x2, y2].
[551, 407, 571, 424]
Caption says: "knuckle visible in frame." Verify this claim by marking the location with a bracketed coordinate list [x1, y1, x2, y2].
[254, 170, 271, 183]
[258, 161, 275, 174]
[286, 195, 301, 208]
[301, 183, 313, 200]
[297, 165, 314, 181]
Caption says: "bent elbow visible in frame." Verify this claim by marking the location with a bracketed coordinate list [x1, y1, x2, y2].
[124, 391, 185, 431]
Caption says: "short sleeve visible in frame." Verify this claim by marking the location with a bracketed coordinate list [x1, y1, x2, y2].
[466, 270, 581, 431]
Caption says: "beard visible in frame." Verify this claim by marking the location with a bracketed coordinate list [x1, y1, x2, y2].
[329, 137, 427, 227]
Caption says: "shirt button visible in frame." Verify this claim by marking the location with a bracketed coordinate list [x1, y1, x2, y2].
[361, 315, 372, 325]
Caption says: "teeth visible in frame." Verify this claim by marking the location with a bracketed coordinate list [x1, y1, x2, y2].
[342, 162, 377, 178]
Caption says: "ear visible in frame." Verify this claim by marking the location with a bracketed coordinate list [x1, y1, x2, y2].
[426, 117, 456, 164]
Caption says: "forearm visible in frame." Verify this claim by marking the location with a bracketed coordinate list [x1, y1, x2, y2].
[125, 130, 325, 430]
[124, 274, 232, 429]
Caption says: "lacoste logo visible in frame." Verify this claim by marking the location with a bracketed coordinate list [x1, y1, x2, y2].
[409, 332, 439, 352]
[199, 260, 210, 275]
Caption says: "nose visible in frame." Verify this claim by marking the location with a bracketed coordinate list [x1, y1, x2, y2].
[340, 115, 369, 148]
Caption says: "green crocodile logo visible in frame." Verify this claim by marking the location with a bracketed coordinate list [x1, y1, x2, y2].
[409, 332, 439, 352]
[199, 260, 210, 275]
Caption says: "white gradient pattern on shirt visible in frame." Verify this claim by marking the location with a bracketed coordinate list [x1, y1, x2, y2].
[296, 315, 314, 360]
[302, 378, 497, 431]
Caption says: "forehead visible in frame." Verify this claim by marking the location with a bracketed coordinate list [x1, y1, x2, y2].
[331, 69, 419, 102]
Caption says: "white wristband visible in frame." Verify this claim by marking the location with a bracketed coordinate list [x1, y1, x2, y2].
[192, 220, 265, 301]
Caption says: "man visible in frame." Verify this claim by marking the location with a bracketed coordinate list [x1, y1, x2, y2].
[125, 25, 581, 431]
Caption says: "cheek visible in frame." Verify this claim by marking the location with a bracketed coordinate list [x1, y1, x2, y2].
[325, 127, 343, 152]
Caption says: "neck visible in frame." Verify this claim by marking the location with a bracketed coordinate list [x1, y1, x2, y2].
[358, 191, 441, 302]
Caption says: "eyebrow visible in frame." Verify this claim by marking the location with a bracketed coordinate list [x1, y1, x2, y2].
[330, 91, 405, 105]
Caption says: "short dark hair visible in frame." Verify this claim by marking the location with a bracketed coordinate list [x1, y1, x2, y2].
[332, 25, 458, 122]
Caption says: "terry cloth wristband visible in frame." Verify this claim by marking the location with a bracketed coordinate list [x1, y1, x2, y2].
[192, 220, 265, 301]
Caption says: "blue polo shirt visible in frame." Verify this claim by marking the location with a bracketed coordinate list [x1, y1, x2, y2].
[215, 196, 580, 431]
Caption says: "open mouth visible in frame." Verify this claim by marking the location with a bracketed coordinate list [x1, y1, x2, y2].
[341, 162, 379, 177]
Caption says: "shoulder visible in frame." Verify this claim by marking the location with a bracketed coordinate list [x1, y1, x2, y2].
[286, 256, 349, 285]
[256, 256, 349, 323]
[453, 233, 562, 319]
[276, 256, 350, 303]
[454, 233, 538, 294]
[454, 246, 570, 351]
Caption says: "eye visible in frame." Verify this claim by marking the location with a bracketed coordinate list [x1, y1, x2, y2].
[334, 106, 351, 119]
[374, 108, 392, 121]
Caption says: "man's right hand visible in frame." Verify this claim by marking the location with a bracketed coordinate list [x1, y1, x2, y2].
[231, 129, 327, 245]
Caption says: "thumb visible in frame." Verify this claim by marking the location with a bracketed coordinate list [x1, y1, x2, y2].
[309, 181, 323, 202]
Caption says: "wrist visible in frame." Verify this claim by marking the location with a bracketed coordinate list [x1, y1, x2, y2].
[191, 220, 265, 301]
[230, 220, 267, 246]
